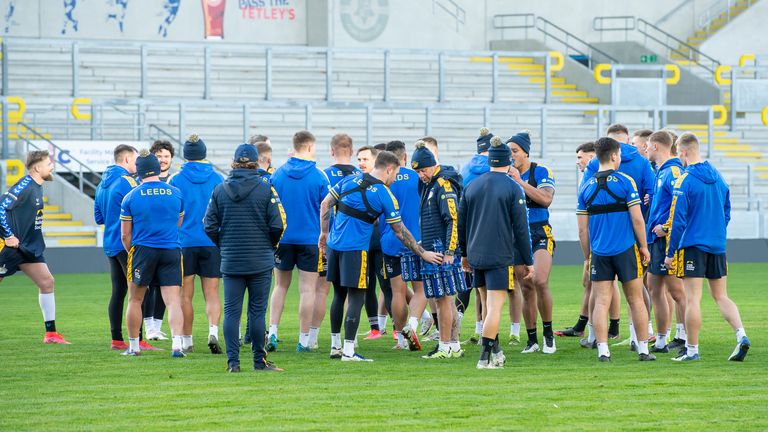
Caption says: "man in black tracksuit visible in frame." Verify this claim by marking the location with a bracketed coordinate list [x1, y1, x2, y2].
[204, 144, 286, 373]
[459, 137, 534, 369]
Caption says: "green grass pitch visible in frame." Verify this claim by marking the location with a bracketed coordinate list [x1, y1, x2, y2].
[1, 264, 766, 431]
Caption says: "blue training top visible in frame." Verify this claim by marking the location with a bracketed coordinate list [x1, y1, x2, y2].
[520, 163, 555, 224]
[646, 157, 683, 244]
[577, 170, 641, 256]
[271, 157, 330, 245]
[0, 175, 46, 257]
[169, 161, 224, 248]
[327, 173, 401, 252]
[380, 167, 421, 256]
[120, 181, 184, 249]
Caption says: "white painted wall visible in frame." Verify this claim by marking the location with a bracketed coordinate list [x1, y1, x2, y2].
[699, 0, 768, 65]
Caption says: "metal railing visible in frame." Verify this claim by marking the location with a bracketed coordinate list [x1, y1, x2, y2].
[656, 0, 695, 26]
[592, 16, 636, 41]
[698, 0, 754, 36]
[433, 0, 466, 32]
[535, 17, 620, 67]
[636, 18, 720, 75]
[0, 38, 555, 105]
[17, 122, 101, 193]
[493, 13, 536, 39]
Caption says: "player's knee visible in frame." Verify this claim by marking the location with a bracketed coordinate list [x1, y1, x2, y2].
[39, 275, 55, 293]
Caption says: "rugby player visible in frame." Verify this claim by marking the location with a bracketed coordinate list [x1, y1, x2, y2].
[458, 137, 534, 369]
[169, 135, 225, 354]
[665, 133, 750, 362]
[412, 141, 463, 359]
[506, 131, 557, 354]
[0, 150, 70, 344]
[204, 144, 286, 372]
[120, 151, 185, 357]
[644, 131, 686, 354]
[319, 151, 441, 361]
[577, 138, 654, 362]
[269, 131, 330, 352]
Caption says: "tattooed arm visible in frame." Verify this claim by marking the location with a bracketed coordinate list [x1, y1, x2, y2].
[318, 193, 338, 255]
[391, 221, 442, 265]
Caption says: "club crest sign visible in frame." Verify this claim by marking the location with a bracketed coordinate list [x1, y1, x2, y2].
[340, 0, 388, 42]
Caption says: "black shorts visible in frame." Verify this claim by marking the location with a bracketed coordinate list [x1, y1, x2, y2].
[382, 253, 402, 279]
[0, 243, 45, 278]
[590, 245, 644, 283]
[128, 245, 183, 287]
[182, 246, 222, 278]
[473, 266, 515, 291]
[275, 243, 326, 275]
[326, 248, 367, 289]
[514, 221, 555, 264]
[648, 238, 676, 276]
[675, 247, 727, 279]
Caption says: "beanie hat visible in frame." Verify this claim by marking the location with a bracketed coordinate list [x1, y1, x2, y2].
[136, 149, 162, 179]
[183, 134, 207, 161]
[410, 140, 437, 170]
[507, 131, 531, 156]
[476, 127, 494, 154]
[233, 143, 259, 164]
[488, 136, 512, 167]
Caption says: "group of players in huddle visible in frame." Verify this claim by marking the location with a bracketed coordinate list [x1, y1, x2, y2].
[0, 123, 751, 370]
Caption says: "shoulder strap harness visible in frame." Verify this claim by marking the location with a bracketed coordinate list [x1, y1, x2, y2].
[585, 170, 629, 215]
[335, 174, 384, 225]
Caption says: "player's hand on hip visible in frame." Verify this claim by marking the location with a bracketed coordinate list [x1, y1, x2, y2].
[523, 265, 535, 280]
[664, 256, 675, 271]
[640, 247, 651, 266]
[4, 236, 19, 248]
[421, 251, 443, 265]
[461, 257, 472, 273]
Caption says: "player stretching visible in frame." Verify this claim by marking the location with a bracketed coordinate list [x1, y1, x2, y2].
[120, 151, 185, 357]
[665, 133, 750, 362]
[0, 150, 70, 344]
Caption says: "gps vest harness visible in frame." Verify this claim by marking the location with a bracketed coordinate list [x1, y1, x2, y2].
[584, 170, 629, 215]
[524, 162, 546, 209]
[335, 174, 385, 225]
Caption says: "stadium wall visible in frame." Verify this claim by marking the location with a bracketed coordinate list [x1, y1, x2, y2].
[699, 0, 768, 66]
[0, 0, 721, 50]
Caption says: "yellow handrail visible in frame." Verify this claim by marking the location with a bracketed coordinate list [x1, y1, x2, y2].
[714, 65, 732, 85]
[5, 159, 25, 187]
[761, 106, 768, 126]
[71, 97, 92, 121]
[739, 54, 756, 67]
[665, 64, 681, 85]
[594, 63, 612, 84]
[549, 51, 564, 72]
[712, 105, 728, 126]
[2, 96, 26, 123]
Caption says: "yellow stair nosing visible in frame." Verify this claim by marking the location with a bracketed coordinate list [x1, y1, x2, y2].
[714, 145, 751, 150]
[44, 231, 97, 238]
[713, 138, 740, 143]
[528, 77, 565, 84]
[55, 238, 97, 246]
[560, 97, 599, 103]
[507, 64, 545, 70]
[470, 56, 534, 64]
[754, 166, 768, 171]
[723, 151, 763, 158]
[43, 213, 73, 220]
[43, 221, 83, 227]
[551, 90, 588, 97]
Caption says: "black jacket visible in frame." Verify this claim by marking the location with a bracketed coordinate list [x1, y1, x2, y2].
[419, 166, 462, 254]
[458, 171, 533, 268]
[204, 169, 286, 275]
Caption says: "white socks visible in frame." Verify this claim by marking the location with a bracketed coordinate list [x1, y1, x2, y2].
[736, 327, 747, 342]
[209, 325, 218, 338]
[597, 342, 610, 358]
[172, 335, 183, 351]
[510, 322, 520, 337]
[449, 341, 461, 352]
[268, 324, 278, 338]
[656, 332, 667, 349]
[38, 293, 55, 322]
[343, 339, 355, 357]
[629, 321, 637, 344]
[129, 337, 140, 352]
[331, 333, 341, 349]
[144, 318, 154, 332]
[408, 316, 419, 332]
[637, 340, 649, 355]
[475, 321, 483, 335]
[397, 331, 406, 348]
[299, 332, 310, 347]
[182, 335, 193, 349]
[309, 327, 320, 347]
[438, 341, 450, 353]
[587, 322, 596, 343]
[686, 344, 699, 356]
[378, 315, 388, 331]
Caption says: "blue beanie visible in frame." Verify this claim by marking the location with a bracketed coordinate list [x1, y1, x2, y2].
[476, 127, 494, 154]
[233, 143, 259, 164]
[136, 150, 162, 179]
[507, 131, 531, 155]
[184, 134, 207, 160]
[488, 137, 512, 167]
[410, 140, 437, 170]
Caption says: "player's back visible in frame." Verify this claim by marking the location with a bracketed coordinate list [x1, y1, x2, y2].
[578, 170, 641, 256]
[380, 167, 420, 256]
[0, 175, 45, 256]
[672, 161, 730, 254]
[121, 181, 184, 249]
[271, 157, 329, 245]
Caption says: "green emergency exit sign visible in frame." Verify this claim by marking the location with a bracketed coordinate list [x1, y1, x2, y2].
[641, 54, 658, 63]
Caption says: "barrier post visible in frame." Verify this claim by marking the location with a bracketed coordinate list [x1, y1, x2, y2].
[366, 105, 373, 146]
[491, 53, 498, 103]
[305, 104, 312, 130]
[140, 45, 148, 98]
[544, 54, 551, 104]
[383, 50, 390, 102]
[1, 99, 7, 159]
[71, 42, 79, 97]
[438, 53, 445, 102]
[265, 48, 272, 101]
[325, 50, 332, 102]
[1, 40, 7, 96]
[203, 46, 211, 100]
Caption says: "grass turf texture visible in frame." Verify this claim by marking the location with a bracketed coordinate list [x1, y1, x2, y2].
[0, 264, 766, 431]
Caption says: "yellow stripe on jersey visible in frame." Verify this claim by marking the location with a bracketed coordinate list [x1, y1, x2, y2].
[272, 187, 287, 242]
[358, 250, 368, 289]
[121, 175, 138, 187]
[634, 245, 643, 279]
[543, 224, 554, 255]
[676, 249, 685, 278]
[0, 238, 5, 254]
[616, 171, 639, 191]
[120, 215, 132, 220]
[384, 185, 399, 210]
[330, 188, 340, 199]
[627, 199, 641, 207]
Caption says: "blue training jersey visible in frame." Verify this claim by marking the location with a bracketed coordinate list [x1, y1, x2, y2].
[521, 163, 555, 224]
[327, 173, 401, 252]
[0, 175, 45, 257]
[646, 158, 683, 244]
[271, 157, 330, 245]
[577, 170, 641, 256]
[324, 164, 361, 189]
[380, 167, 421, 256]
[120, 181, 184, 249]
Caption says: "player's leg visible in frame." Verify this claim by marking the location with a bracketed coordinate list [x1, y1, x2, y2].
[591, 280, 613, 361]
[363, 253, 380, 338]
[247, 270, 281, 371]
[201, 276, 222, 354]
[222, 275, 245, 372]
[329, 281, 346, 358]
[375, 253, 392, 335]
[608, 280, 621, 339]
[180, 275, 196, 351]
[151, 283, 166, 337]
[107, 253, 128, 348]
[20, 262, 70, 344]
[296, 269, 318, 351]
[390, 275, 412, 349]
[507, 282, 521, 344]
[478, 288, 506, 369]
[125, 282, 148, 353]
[310, 277, 330, 350]
[517, 265, 539, 353]
[160, 283, 184, 357]
[407, 280, 427, 334]
[708, 276, 750, 361]
[676, 276, 703, 360]
[343, 286, 369, 360]
[622, 276, 654, 360]
[648, 273, 670, 352]
[267, 269, 292, 350]
[667, 276, 687, 352]
[532, 249, 555, 353]
[422, 295, 455, 359]
[455, 288, 472, 341]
